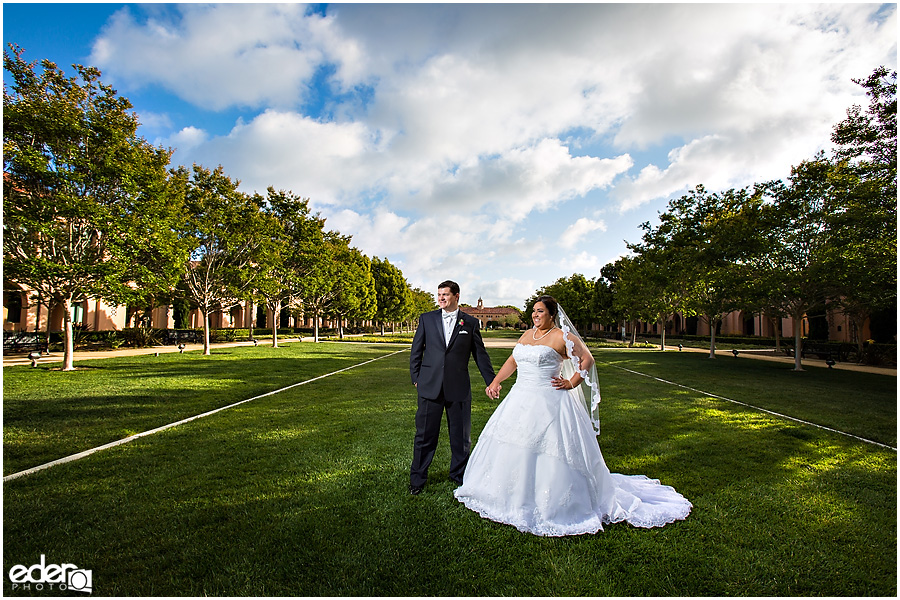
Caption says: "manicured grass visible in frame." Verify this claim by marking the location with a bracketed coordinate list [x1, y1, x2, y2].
[481, 329, 523, 339]
[3, 343, 403, 477]
[3, 345, 896, 596]
[596, 348, 897, 447]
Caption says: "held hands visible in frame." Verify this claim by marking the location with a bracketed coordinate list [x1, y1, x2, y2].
[551, 376, 574, 390]
[485, 383, 502, 399]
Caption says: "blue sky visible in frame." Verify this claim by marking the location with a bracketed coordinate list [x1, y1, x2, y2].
[4, 3, 896, 308]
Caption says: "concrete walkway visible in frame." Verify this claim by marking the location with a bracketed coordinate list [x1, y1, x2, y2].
[481, 337, 895, 375]
[4, 336, 895, 376]
[2, 338, 304, 368]
[657, 344, 896, 375]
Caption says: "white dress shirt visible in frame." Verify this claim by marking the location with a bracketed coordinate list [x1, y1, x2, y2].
[442, 309, 458, 344]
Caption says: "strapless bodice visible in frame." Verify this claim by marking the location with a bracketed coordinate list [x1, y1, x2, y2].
[513, 343, 564, 387]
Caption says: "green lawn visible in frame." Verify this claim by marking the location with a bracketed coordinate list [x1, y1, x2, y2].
[3, 344, 896, 596]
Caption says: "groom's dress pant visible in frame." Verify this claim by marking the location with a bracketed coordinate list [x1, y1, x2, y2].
[410, 387, 472, 488]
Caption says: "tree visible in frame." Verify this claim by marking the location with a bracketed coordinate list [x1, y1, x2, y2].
[610, 255, 662, 347]
[500, 307, 524, 329]
[299, 230, 345, 342]
[3, 45, 186, 370]
[254, 188, 324, 347]
[407, 287, 438, 329]
[589, 276, 615, 332]
[525, 274, 594, 331]
[178, 165, 271, 355]
[328, 242, 377, 339]
[826, 67, 897, 353]
[732, 189, 789, 353]
[650, 186, 761, 358]
[753, 165, 833, 371]
[371, 257, 411, 334]
[600, 259, 629, 339]
[831, 66, 897, 182]
[627, 211, 696, 351]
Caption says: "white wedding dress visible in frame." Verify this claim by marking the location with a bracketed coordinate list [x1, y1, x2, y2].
[454, 343, 692, 536]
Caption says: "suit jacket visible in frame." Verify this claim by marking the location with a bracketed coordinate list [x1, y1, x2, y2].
[410, 309, 495, 402]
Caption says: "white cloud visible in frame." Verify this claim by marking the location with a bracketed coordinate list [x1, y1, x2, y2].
[163, 126, 208, 153]
[167, 110, 381, 205]
[91, 4, 340, 110]
[135, 110, 173, 133]
[560, 218, 608, 250]
[406, 140, 632, 217]
[84, 3, 896, 306]
[562, 251, 602, 276]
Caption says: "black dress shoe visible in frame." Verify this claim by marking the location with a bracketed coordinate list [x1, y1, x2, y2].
[409, 485, 423, 495]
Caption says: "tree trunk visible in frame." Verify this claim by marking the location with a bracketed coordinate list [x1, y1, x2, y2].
[203, 309, 211, 355]
[792, 316, 804, 371]
[850, 313, 866, 361]
[338, 316, 344, 340]
[630, 320, 637, 347]
[271, 301, 280, 348]
[62, 300, 75, 371]
[771, 314, 782, 353]
[660, 317, 666, 351]
[708, 315, 717, 359]
[35, 296, 43, 334]
[248, 300, 254, 341]
[43, 298, 53, 349]
[314, 310, 320, 343]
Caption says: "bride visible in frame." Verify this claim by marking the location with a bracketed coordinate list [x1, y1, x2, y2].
[454, 296, 692, 536]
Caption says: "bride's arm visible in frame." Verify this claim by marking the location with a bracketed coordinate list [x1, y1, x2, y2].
[486, 353, 517, 399]
[571, 335, 596, 373]
[552, 334, 595, 390]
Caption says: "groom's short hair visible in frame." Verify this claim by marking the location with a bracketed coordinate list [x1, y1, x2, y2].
[438, 280, 460, 296]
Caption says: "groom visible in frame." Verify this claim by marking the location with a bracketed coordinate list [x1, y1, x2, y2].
[408, 280, 496, 495]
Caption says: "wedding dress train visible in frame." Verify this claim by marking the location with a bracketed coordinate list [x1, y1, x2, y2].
[454, 343, 692, 537]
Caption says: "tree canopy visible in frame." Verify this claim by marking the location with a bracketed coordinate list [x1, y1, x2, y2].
[3, 44, 186, 369]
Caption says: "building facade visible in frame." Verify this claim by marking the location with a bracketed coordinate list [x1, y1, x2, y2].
[2, 285, 873, 345]
[460, 298, 522, 329]
[2, 284, 345, 335]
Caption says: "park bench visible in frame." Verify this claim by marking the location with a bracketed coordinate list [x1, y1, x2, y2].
[784, 341, 852, 362]
[3, 331, 49, 354]
[163, 329, 204, 345]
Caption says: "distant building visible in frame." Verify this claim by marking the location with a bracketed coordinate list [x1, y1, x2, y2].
[461, 297, 521, 329]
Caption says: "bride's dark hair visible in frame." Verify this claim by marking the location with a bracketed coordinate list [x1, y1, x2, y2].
[535, 295, 559, 319]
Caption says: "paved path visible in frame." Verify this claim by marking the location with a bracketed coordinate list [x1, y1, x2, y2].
[660, 344, 896, 375]
[484, 337, 894, 375]
[2, 338, 304, 367]
[4, 336, 894, 376]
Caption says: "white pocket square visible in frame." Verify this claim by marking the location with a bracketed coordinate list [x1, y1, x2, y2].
[459, 330, 469, 335]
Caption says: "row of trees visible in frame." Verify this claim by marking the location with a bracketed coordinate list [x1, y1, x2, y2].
[526, 67, 896, 371]
[3, 45, 436, 370]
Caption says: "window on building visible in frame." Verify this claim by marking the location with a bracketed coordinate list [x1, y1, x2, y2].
[5, 292, 23, 324]
[72, 302, 85, 326]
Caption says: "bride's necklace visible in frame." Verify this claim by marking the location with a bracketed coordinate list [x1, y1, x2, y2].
[532, 326, 556, 341]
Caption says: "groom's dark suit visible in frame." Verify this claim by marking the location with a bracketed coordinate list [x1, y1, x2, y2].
[409, 309, 495, 488]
